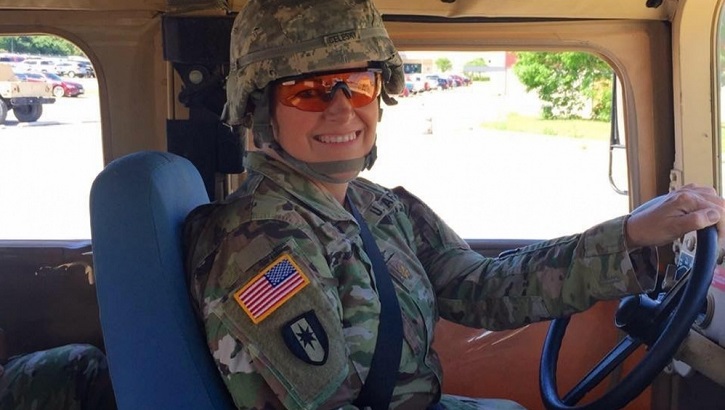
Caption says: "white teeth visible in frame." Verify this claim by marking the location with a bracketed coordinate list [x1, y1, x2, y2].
[317, 132, 357, 144]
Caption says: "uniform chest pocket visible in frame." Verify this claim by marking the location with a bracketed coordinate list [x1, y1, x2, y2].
[387, 253, 435, 304]
[386, 254, 437, 357]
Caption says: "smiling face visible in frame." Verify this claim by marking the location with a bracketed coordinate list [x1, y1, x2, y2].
[269, 66, 380, 183]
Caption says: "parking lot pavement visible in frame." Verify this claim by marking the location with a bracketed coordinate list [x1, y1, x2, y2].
[0, 121, 103, 239]
[368, 83, 630, 239]
[0, 76, 102, 239]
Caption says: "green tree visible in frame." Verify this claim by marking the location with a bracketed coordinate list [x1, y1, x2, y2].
[435, 57, 452, 72]
[463, 57, 487, 81]
[465, 57, 487, 67]
[513, 51, 613, 120]
[0, 35, 83, 56]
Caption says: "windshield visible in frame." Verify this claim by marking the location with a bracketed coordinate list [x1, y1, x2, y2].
[364, 50, 629, 239]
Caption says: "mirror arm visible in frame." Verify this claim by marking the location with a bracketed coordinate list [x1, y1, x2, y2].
[608, 73, 628, 195]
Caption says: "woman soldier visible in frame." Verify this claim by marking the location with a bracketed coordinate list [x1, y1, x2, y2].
[184, 0, 725, 409]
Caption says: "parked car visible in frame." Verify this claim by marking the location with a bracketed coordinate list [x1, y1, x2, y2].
[16, 58, 56, 73]
[449, 74, 472, 87]
[426, 74, 451, 90]
[407, 74, 428, 93]
[441, 75, 458, 88]
[42, 72, 84, 97]
[0, 54, 25, 69]
[77, 61, 95, 78]
[423, 75, 439, 91]
[54, 61, 90, 78]
[17, 71, 84, 97]
[400, 75, 414, 97]
[447, 74, 462, 87]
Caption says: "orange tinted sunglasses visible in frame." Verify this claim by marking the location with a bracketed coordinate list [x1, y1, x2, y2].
[274, 67, 383, 112]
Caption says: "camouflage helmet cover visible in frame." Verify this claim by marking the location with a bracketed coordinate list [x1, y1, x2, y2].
[224, 0, 405, 126]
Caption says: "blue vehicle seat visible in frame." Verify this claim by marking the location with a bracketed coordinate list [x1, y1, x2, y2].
[89, 151, 234, 409]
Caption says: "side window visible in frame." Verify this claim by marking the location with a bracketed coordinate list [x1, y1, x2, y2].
[364, 50, 629, 239]
[0, 36, 102, 240]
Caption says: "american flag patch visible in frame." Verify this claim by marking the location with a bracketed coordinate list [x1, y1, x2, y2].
[234, 254, 310, 324]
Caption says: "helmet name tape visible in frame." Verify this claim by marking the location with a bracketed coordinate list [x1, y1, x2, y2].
[323, 30, 360, 46]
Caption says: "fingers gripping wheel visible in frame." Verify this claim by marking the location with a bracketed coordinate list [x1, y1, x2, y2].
[539, 226, 718, 410]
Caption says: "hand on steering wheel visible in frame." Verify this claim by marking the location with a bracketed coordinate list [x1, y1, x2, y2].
[539, 226, 717, 410]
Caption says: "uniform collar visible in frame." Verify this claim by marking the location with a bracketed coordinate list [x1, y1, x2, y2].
[244, 151, 373, 222]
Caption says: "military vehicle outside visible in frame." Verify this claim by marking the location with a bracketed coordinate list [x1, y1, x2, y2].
[0, 63, 54, 124]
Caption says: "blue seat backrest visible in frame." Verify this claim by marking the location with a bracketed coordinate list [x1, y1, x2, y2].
[89, 151, 234, 409]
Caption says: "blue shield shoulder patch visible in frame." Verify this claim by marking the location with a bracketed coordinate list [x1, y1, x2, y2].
[281, 310, 329, 366]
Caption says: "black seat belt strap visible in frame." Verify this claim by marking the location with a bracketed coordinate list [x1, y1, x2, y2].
[347, 196, 403, 410]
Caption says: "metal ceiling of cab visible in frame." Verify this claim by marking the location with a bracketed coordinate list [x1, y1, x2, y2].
[0, 0, 673, 21]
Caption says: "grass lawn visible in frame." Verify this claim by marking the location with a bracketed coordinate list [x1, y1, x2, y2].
[481, 113, 611, 141]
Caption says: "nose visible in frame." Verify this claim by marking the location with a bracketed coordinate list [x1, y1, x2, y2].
[324, 85, 355, 120]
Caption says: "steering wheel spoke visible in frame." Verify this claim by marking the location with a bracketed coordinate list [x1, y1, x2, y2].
[562, 336, 641, 405]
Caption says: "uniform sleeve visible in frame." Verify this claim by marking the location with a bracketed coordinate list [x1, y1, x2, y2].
[392, 187, 658, 330]
[188, 217, 359, 410]
[204, 310, 288, 409]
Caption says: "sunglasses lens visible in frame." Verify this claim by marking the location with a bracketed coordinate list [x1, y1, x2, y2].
[275, 69, 382, 112]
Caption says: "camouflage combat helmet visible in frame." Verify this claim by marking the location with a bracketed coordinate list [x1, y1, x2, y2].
[223, 0, 405, 183]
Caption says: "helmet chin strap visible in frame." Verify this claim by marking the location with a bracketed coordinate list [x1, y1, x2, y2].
[273, 145, 375, 184]
[249, 87, 379, 184]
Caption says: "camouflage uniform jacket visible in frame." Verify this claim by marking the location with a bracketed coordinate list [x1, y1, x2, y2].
[184, 152, 658, 410]
[0, 343, 116, 410]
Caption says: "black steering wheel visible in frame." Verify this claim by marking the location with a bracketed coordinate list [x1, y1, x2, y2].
[540, 226, 717, 410]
